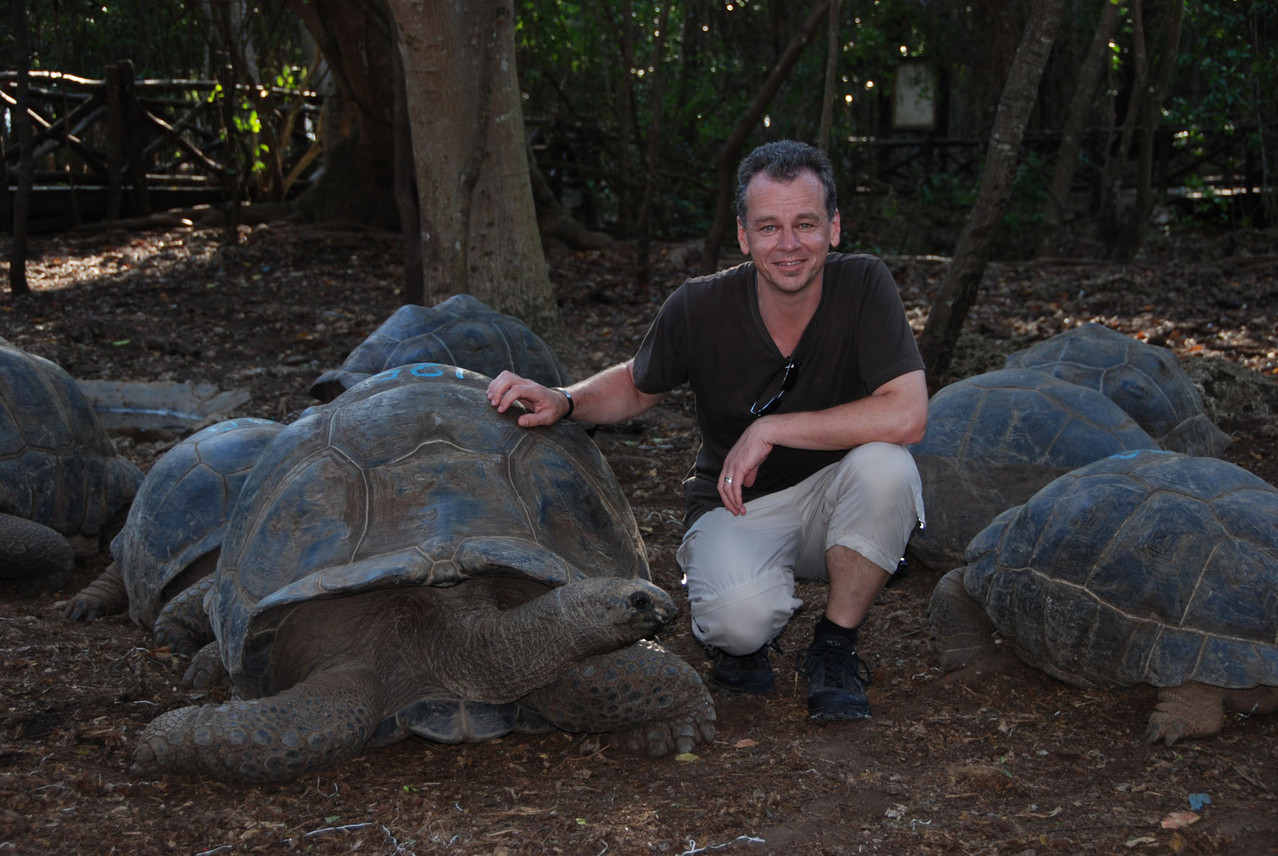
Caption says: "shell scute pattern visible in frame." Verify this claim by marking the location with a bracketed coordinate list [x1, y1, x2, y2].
[211, 365, 646, 699]
[310, 295, 570, 402]
[959, 451, 1278, 691]
[1, 338, 143, 574]
[907, 368, 1158, 569]
[114, 418, 282, 628]
[1004, 324, 1230, 456]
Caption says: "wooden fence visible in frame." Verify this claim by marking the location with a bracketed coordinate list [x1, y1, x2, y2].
[5, 62, 1272, 234]
[842, 125, 1273, 199]
[2, 61, 322, 231]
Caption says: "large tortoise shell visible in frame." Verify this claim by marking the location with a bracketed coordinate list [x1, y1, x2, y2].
[310, 295, 570, 402]
[0, 338, 142, 547]
[906, 368, 1158, 569]
[1004, 324, 1230, 457]
[209, 365, 647, 698]
[962, 449, 1278, 690]
[114, 418, 283, 629]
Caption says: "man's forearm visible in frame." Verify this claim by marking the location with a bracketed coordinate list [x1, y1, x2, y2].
[752, 369, 928, 450]
[565, 360, 666, 425]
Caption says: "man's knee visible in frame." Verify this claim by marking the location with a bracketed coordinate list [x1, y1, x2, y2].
[837, 442, 921, 500]
[824, 444, 925, 572]
[688, 571, 801, 655]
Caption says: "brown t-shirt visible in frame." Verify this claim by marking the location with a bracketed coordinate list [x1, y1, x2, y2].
[632, 253, 924, 526]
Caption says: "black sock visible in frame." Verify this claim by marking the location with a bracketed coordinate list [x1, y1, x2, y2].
[814, 616, 858, 646]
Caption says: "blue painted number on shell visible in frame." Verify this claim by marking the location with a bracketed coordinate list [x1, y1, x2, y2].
[368, 363, 467, 384]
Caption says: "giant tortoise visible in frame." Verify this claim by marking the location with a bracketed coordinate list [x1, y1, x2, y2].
[1004, 323, 1231, 456]
[310, 294, 570, 402]
[132, 364, 714, 783]
[63, 417, 284, 655]
[929, 449, 1278, 745]
[906, 368, 1158, 569]
[1, 338, 143, 589]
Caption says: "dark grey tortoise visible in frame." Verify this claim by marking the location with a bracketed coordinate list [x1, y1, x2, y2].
[929, 449, 1278, 745]
[1004, 323, 1231, 457]
[63, 417, 284, 655]
[132, 364, 714, 783]
[1, 338, 143, 591]
[310, 294, 570, 402]
[906, 368, 1158, 570]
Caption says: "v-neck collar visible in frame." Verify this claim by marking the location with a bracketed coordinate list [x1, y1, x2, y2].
[746, 262, 831, 362]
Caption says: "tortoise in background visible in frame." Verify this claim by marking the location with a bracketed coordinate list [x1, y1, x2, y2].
[906, 368, 1157, 569]
[310, 294, 570, 402]
[929, 449, 1278, 745]
[133, 364, 714, 783]
[63, 418, 283, 655]
[1004, 323, 1230, 457]
[1, 338, 143, 591]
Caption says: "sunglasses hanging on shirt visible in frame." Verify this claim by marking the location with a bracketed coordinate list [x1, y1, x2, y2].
[750, 357, 799, 417]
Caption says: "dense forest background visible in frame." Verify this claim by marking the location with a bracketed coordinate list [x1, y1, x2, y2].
[5, 0, 1275, 263]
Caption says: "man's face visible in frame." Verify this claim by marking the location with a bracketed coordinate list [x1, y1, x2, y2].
[736, 170, 840, 297]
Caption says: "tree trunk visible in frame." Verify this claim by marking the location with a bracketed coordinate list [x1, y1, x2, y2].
[958, 0, 1032, 140]
[287, 0, 399, 229]
[613, 0, 638, 237]
[917, 0, 1069, 384]
[7, 0, 32, 296]
[212, 50, 243, 241]
[0, 114, 9, 238]
[1098, 0, 1147, 252]
[1036, 0, 1118, 257]
[700, 0, 833, 275]
[1112, 0, 1183, 261]
[527, 141, 615, 251]
[389, 13, 423, 304]
[817, 0, 842, 153]
[386, 0, 563, 347]
[635, 2, 673, 291]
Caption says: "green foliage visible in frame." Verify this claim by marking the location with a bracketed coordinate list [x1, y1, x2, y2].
[998, 153, 1048, 250]
[26, 0, 1270, 247]
[1166, 0, 1276, 218]
[14, 0, 209, 78]
[1167, 0, 1276, 132]
[513, 0, 938, 240]
[919, 171, 975, 210]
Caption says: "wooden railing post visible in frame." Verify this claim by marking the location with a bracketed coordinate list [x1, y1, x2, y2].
[105, 60, 150, 220]
[118, 59, 150, 217]
[106, 63, 123, 219]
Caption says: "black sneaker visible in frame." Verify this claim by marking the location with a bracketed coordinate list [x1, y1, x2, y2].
[709, 645, 776, 695]
[798, 635, 872, 721]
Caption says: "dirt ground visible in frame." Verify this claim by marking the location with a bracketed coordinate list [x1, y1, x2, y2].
[2, 219, 1277, 856]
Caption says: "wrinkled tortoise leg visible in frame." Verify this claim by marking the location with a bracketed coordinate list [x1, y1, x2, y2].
[181, 639, 227, 691]
[1147, 683, 1278, 746]
[1, 512, 74, 589]
[132, 664, 385, 784]
[153, 577, 216, 657]
[522, 639, 716, 757]
[62, 561, 128, 620]
[927, 568, 999, 672]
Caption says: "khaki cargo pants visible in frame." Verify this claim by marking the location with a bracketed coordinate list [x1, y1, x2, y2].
[676, 442, 925, 656]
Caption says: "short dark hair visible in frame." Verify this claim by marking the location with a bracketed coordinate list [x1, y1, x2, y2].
[736, 140, 838, 224]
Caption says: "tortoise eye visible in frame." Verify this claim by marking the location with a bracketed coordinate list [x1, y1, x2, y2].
[629, 591, 653, 611]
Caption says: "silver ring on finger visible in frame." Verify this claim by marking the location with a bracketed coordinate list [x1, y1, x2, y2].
[723, 476, 734, 484]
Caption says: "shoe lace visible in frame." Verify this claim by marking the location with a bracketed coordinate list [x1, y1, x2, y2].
[799, 639, 872, 689]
